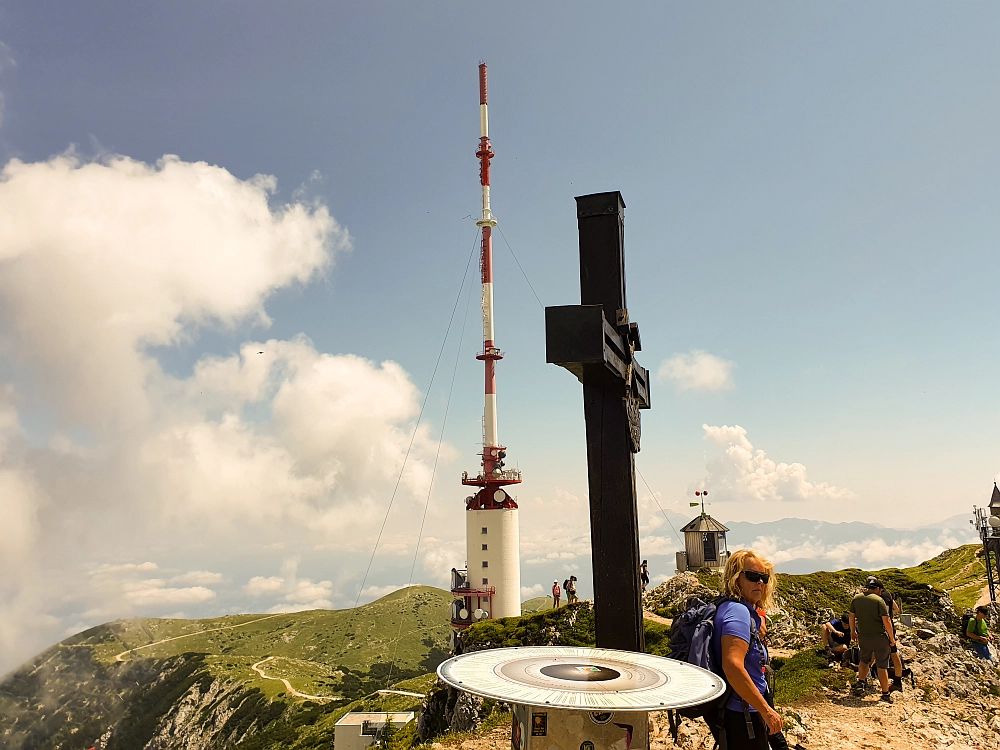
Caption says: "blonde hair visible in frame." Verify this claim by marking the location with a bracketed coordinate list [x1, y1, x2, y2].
[722, 549, 776, 611]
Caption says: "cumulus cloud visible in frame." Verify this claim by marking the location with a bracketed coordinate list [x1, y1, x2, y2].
[171, 570, 225, 586]
[245, 576, 285, 596]
[122, 580, 217, 608]
[520, 583, 544, 598]
[700, 424, 853, 503]
[658, 350, 735, 392]
[748, 531, 963, 570]
[0, 152, 450, 673]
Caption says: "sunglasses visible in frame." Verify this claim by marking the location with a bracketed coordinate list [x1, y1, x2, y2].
[742, 570, 770, 584]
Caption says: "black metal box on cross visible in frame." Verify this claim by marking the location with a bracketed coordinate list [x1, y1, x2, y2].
[544, 191, 650, 652]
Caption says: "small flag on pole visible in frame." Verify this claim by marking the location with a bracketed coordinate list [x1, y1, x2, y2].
[689, 502, 699, 507]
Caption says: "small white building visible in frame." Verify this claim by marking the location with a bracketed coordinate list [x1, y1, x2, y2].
[334, 712, 415, 750]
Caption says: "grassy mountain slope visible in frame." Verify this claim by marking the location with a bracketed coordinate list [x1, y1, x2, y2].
[680, 546, 984, 633]
[898, 544, 985, 611]
[0, 586, 451, 749]
[520, 596, 553, 614]
[90, 584, 451, 699]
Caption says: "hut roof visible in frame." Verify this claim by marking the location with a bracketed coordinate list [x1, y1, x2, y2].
[681, 514, 729, 533]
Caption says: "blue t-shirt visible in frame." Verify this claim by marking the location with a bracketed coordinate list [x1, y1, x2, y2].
[829, 618, 850, 645]
[711, 599, 768, 712]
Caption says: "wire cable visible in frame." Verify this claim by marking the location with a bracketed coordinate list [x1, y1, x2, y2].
[497, 225, 544, 309]
[383, 242, 478, 693]
[348, 228, 480, 625]
[636, 466, 684, 546]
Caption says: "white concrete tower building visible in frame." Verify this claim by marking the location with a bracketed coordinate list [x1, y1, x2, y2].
[450, 63, 522, 636]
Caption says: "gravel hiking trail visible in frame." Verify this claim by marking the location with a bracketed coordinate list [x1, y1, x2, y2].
[114, 613, 287, 662]
[251, 656, 337, 701]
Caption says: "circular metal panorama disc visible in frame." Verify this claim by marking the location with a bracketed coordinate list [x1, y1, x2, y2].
[437, 646, 726, 711]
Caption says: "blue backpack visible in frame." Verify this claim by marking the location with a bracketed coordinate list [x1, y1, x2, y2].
[666, 596, 761, 747]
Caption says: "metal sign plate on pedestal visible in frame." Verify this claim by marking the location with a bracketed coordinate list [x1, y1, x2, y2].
[437, 646, 725, 711]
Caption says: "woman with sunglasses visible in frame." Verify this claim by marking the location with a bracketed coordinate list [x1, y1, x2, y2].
[711, 549, 783, 749]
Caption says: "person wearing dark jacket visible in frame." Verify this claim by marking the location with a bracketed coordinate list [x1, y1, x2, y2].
[821, 612, 851, 658]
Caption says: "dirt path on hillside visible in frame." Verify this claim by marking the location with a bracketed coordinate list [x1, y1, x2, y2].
[251, 656, 337, 702]
[114, 613, 288, 662]
[977, 584, 993, 608]
[643, 610, 672, 626]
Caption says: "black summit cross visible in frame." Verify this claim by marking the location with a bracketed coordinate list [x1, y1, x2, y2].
[545, 191, 651, 652]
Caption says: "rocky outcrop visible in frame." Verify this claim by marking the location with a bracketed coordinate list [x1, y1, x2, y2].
[143, 678, 248, 749]
[417, 682, 494, 741]
[643, 572, 718, 618]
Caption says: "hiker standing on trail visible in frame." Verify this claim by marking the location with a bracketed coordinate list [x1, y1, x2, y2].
[967, 606, 994, 661]
[711, 549, 783, 749]
[875, 582, 904, 692]
[551, 580, 561, 608]
[640, 560, 650, 592]
[849, 576, 896, 703]
[821, 612, 851, 660]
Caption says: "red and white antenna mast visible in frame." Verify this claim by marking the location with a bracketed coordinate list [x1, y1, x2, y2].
[465, 62, 520, 495]
[477, 63, 501, 455]
[451, 64, 522, 630]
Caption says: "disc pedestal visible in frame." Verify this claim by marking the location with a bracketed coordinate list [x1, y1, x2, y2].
[438, 646, 725, 750]
[511, 705, 647, 750]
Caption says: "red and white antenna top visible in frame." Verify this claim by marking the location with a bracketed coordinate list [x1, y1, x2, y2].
[463, 62, 520, 508]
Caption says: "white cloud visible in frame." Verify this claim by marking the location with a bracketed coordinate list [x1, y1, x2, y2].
[171, 570, 224, 586]
[520, 583, 544, 598]
[0, 152, 454, 673]
[283, 579, 334, 607]
[748, 531, 960, 570]
[658, 350, 735, 392]
[122, 579, 217, 608]
[700, 424, 854, 502]
[245, 576, 285, 596]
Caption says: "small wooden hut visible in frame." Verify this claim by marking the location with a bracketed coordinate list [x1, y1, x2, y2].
[675, 513, 729, 573]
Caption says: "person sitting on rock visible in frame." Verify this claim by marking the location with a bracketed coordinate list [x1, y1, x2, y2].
[849, 576, 896, 703]
[967, 606, 994, 662]
[821, 612, 851, 659]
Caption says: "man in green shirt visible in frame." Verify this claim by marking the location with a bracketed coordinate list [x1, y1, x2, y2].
[967, 606, 994, 662]
[849, 576, 896, 703]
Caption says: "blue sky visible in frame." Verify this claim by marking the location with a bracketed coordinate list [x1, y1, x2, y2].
[0, 3, 995, 669]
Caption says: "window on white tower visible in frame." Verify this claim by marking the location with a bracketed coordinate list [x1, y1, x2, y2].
[482, 561, 488, 568]
[482, 578, 488, 585]
[481, 527, 488, 534]
[482, 544, 488, 551]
